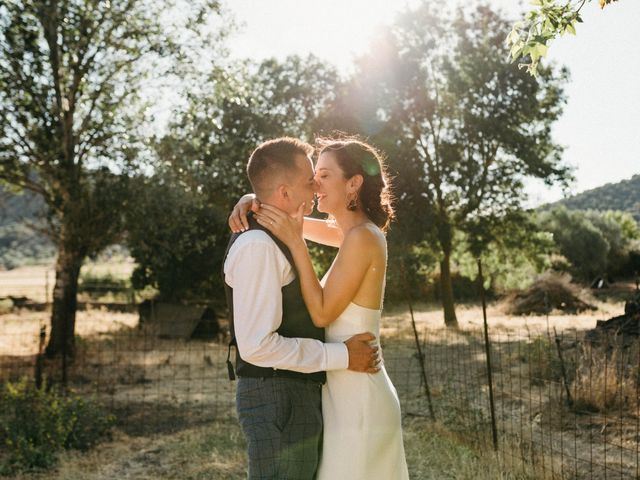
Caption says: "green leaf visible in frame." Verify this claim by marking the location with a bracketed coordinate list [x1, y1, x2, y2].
[510, 46, 524, 62]
[534, 43, 549, 58]
[506, 29, 520, 45]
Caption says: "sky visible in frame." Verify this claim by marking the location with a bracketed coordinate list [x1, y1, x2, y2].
[223, 0, 640, 206]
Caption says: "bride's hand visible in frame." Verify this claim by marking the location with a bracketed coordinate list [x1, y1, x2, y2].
[255, 203, 305, 249]
[229, 193, 260, 233]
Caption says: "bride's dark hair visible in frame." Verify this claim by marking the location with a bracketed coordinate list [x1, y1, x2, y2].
[316, 135, 395, 232]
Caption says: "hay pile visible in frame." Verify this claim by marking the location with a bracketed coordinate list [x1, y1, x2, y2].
[505, 272, 596, 315]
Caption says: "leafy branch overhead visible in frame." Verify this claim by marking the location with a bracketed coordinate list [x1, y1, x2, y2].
[508, 0, 619, 75]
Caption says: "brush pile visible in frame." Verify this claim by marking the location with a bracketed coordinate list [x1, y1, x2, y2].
[505, 272, 596, 316]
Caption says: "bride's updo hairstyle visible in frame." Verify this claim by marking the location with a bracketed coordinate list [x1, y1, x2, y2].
[317, 136, 395, 232]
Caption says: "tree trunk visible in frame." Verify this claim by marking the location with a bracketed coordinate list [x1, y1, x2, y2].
[45, 242, 84, 358]
[440, 248, 459, 328]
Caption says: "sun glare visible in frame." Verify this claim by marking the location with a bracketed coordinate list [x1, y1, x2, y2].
[229, 0, 414, 72]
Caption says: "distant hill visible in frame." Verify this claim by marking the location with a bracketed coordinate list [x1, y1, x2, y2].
[547, 174, 640, 223]
[0, 186, 54, 269]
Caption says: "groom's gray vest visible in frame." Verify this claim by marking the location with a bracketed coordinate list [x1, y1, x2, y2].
[223, 214, 326, 384]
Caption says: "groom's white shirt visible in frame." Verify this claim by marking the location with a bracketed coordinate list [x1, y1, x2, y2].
[224, 230, 348, 373]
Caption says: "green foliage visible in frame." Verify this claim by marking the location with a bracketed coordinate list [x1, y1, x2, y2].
[61, 395, 114, 452]
[537, 207, 609, 279]
[333, 4, 570, 320]
[127, 55, 340, 302]
[125, 172, 228, 302]
[454, 225, 555, 292]
[585, 210, 639, 274]
[78, 272, 131, 299]
[551, 174, 640, 224]
[537, 206, 640, 279]
[0, 378, 113, 474]
[386, 241, 439, 303]
[509, 0, 620, 75]
[0, 0, 229, 355]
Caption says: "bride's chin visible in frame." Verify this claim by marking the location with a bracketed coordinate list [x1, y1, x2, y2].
[317, 199, 340, 216]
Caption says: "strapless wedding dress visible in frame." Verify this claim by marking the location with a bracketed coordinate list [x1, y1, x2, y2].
[317, 301, 409, 479]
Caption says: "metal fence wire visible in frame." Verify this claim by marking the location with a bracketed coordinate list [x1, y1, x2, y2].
[0, 294, 639, 479]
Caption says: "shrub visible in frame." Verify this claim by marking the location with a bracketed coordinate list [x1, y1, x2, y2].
[572, 339, 639, 415]
[518, 336, 576, 386]
[61, 395, 114, 451]
[78, 272, 131, 300]
[0, 378, 113, 473]
[0, 298, 12, 315]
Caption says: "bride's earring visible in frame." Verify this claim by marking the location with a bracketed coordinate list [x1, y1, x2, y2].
[346, 192, 358, 211]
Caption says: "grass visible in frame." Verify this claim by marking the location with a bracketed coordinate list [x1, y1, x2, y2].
[0, 259, 135, 304]
[572, 340, 640, 415]
[404, 418, 543, 480]
[1, 417, 543, 480]
[1, 282, 638, 479]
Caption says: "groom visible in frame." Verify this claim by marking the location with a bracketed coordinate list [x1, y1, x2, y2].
[223, 137, 378, 479]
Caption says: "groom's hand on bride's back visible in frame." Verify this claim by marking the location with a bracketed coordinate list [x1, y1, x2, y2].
[345, 332, 380, 374]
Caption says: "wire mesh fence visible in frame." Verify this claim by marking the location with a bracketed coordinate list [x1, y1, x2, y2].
[0, 295, 639, 479]
[400, 321, 640, 480]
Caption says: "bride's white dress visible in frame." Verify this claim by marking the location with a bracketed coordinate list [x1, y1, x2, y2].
[317, 297, 409, 479]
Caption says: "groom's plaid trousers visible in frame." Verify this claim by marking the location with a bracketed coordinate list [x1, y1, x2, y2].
[236, 376, 323, 479]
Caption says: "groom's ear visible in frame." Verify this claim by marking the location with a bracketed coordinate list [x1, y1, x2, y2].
[275, 183, 289, 201]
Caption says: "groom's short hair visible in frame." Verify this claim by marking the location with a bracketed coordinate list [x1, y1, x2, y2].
[247, 137, 314, 198]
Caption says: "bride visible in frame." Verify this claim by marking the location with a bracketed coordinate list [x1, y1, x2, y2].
[232, 137, 409, 479]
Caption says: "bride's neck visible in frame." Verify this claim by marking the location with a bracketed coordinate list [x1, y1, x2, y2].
[333, 209, 370, 235]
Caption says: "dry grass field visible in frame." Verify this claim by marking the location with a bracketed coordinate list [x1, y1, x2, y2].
[0, 266, 638, 478]
[0, 260, 136, 304]
[0, 307, 543, 479]
[1, 416, 546, 480]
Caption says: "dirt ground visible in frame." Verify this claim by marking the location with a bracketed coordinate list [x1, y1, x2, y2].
[1, 281, 638, 478]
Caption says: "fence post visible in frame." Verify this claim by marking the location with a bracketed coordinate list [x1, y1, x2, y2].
[45, 269, 50, 306]
[61, 314, 68, 389]
[35, 325, 46, 389]
[401, 260, 436, 421]
[129, 284, 136, 308]
[409, 298, 436, 421]
[553, 326, 573, 407]
[477, 257, 498, 451]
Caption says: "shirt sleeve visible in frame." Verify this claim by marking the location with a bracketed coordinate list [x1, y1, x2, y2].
[224, 234, 348, 373]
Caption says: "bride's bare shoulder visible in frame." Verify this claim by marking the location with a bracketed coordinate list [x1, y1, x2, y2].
[343, 223, 386, 252]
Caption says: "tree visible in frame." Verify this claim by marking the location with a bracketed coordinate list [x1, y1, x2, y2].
[125, 170, 229, 303]
[538, 207, 640, 279]
[126, 55, 341, 301]
[335, 4, 571, 326]
[537, 207, 609, 279]
[508, 0, 620, 75]
[0, 0, 223, 356]
[454, 213, 556, 292]
[555, 174, 640, 224]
